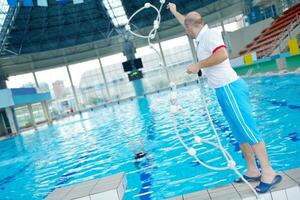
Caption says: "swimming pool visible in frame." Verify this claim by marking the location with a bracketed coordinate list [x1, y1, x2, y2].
[0, 74, 299, 200]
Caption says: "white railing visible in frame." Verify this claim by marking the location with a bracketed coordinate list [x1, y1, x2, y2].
[259, 14, 300, 57]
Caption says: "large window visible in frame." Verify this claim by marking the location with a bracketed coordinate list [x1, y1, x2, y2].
[15, 104, 47, 128]
[32, 103, 46, 123]
[15, 106, 32, 129]
[69, 59, 108, 109]
[160, 36, 195, 84]
[136, 44, 170, 93]
[6, 73, 36, 89]
[6, 73, 46, 129]
[35, 67, 75, 117]
[101, 53, 135, 100]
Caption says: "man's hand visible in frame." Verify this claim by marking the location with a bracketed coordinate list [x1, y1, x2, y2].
[167, 3, 177, 14]
[186, 63, 201, 74]
[167, 2, 185, 27]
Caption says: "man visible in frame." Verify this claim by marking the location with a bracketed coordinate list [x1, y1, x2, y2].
[167, 2, 281, 193]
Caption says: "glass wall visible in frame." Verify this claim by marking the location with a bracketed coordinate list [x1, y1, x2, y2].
[5, 35, 205, 129]
[69, 59, 108, 109]
[160, 35, 196, 84]
[15, 104, 46, 129]
[35, 67, 75, 118]
[6, 73, 46, 129]
[6, 73, 36, 88]
[32, 103, 46, 123]
[101, 53, 135, 100]
[15, 106, 32, 129]
[136, 44, 170, 93]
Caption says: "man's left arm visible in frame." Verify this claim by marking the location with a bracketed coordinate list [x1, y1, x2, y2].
[187, 47, 228, 74]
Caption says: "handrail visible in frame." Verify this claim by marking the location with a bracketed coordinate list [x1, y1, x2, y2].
[259, 14, 300, 57]
[240, 7, 300, 56]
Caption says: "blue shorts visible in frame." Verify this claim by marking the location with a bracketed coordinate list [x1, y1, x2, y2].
[215, 78, 262, 146]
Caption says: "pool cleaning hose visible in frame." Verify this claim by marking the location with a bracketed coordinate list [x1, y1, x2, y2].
[125, 1, 261, 199]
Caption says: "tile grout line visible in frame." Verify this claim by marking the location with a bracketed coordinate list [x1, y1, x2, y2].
[231, 183, 243, 200]
[88, 179, 100, 197]
[283, 171, 300, 186]
[62, 185, 75, 199]
[284, 189, 289, 200]
[269, 190, 275, 200]
[207, 189, 213, 200]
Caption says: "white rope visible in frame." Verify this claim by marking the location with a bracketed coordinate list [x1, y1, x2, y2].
[125, 1, 261, 199]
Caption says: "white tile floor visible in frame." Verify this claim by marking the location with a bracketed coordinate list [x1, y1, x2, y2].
[45, 172, 126, 200]
[45, 168, 300, 200]
[168, 167, 300, 200]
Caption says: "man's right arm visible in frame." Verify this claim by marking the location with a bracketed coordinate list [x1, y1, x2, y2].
[167, 3, 185, 27]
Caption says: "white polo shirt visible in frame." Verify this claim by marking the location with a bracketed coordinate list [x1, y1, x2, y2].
[195, 25, 239, 88]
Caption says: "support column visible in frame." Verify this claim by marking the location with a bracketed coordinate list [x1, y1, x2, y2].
[0, 111, 6, 136]
[98, 58, 112, 102]
[28, 104, 36, 129]
[157, 39, 171, 83]
[219, 17, 232, 54]
[33, 71, 51, 124]
[187, 36, 198, 63]
[122, 38, 145, 97]
[220, 20, 228, 48]
[42, 101, 52, 123]
[11, 108, 19, 132]
[66, 65, 80, 112]
[33, 71, 39, 89]
[0, 72, 8, 89]
[5, 107, 17, 134]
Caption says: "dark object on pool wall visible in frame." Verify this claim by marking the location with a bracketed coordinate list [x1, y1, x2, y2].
[198, 70, 202, 77]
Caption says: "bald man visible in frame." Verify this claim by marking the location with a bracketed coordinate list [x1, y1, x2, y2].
[168, 3, 281, 193]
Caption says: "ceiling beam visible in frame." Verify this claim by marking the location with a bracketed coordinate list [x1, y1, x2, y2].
[0, 0, 244, 76]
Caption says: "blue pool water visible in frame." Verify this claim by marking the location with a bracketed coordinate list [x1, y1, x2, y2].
[0, 74, 300, 200]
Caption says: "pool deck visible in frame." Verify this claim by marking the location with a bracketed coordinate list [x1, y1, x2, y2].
[168, 167, 300, 200]
[45, 172, 126, 200]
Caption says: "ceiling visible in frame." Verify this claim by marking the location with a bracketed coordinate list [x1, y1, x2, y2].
[0, 0, 245, 76]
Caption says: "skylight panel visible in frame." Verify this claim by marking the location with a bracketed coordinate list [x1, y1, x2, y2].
[103, 0, 128, 27]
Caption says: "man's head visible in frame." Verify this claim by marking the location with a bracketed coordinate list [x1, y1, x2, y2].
[184, 12, 204, 39]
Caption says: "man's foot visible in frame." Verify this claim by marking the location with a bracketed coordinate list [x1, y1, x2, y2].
[260, 168, 276, 184]
[255, 175, 282, 193]
[234, 175, 261, 183]
[234, 169, 261, 183]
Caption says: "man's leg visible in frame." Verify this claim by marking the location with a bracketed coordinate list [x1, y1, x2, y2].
[252, 141, 276, 185]
[240, 142, 261, 177]
[216, 80, 276, 182]
[216, 85, 260, 177]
